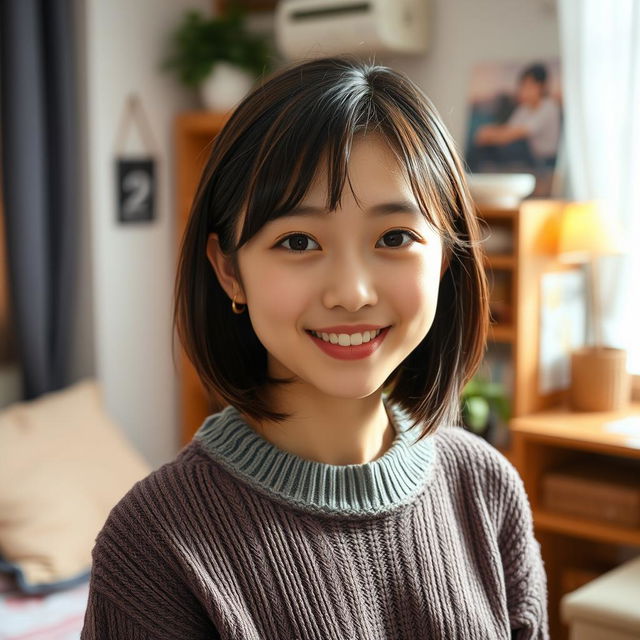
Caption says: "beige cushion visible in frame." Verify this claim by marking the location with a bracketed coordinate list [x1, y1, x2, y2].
[0, 378, 152, 593]
[561, 556, 640, 638]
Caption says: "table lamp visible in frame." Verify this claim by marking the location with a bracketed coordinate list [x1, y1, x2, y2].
[554, 201, 630, 411]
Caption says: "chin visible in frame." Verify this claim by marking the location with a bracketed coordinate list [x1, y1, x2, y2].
[308, 377, 388, 400]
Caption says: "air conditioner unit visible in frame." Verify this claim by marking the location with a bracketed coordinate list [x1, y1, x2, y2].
[274, 0, 430, 60]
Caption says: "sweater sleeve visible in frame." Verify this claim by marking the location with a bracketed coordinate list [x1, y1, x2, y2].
[81, 583, 222, 640]
[80, 481, 220, 640]
[81, 585, 160, 640]
[494, 456, 549, 640]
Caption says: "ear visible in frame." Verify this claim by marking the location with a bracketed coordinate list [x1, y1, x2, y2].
[206, 233, 245, 303]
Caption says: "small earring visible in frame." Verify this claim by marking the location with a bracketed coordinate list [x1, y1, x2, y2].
[231, 294, 246, 314]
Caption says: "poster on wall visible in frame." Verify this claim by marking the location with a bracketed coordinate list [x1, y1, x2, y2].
[465, 58, 562, 198]
[538, 269, 588, 394]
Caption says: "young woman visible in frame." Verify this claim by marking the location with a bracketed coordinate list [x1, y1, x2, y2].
[81, 55, 548, 640]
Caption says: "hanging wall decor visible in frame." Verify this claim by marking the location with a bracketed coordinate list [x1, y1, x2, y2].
[113, 95, 158, 224]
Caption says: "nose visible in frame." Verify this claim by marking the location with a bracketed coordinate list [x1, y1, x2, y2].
[321, 251, 378, 311]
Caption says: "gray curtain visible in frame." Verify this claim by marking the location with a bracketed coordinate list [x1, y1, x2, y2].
[0, 0, 79, 399]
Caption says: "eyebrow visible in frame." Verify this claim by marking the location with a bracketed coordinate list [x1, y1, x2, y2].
[278, 200, 424, 219]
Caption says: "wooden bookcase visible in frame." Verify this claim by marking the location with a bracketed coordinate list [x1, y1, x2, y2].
[476, 200, 581, 456]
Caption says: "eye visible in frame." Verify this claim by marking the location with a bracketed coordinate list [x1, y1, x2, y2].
[277, 233, 320, 253]
[376, 229, 420, 249]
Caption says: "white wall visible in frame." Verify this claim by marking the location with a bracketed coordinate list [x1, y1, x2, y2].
[81, 0, 210, 469]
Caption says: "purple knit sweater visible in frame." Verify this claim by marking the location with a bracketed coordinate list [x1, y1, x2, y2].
[81, 400, 549, 639]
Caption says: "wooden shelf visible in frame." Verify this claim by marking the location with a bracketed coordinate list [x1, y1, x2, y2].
[488, 323, 515, 343]
[176, 110, 231, 135]
[485, 254, 516, 269]
[475, 206, 518, 219]
[533, 508, 640, 547]
[511, 403, 640, 457]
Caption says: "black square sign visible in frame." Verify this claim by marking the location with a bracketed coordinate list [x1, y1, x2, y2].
[116, 157, 156, 223]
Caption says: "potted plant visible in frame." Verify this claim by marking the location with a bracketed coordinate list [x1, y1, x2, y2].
[460, 376, 511, 443]
[163, 3, 275, 111]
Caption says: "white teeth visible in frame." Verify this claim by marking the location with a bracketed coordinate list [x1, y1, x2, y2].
[310, 328, 383, 345]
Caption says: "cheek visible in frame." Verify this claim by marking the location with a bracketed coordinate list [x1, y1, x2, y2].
[387, 255, 442, 322]
[244, 263, 311, 330]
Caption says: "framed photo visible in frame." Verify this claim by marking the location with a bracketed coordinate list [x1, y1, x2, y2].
[465, 58, 562, 198]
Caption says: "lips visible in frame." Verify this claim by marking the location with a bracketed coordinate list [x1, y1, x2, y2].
[307, 325, 391, 360]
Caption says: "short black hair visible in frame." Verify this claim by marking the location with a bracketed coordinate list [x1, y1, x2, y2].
[173, 55, 489, 438]
[520, 63, 548, 86]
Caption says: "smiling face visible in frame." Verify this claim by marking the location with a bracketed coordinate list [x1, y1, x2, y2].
[208, 133, 447, 403]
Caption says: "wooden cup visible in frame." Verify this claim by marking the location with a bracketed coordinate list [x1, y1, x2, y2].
[569, 347, 631, 411]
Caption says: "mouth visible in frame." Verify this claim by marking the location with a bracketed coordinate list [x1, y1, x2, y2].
[305, 326, 392, 346]
[305, 326, 392, 360]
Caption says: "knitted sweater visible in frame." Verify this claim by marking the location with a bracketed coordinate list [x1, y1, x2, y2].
[80, 400, 549, 639]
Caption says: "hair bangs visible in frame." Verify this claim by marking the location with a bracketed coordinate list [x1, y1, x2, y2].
[233, 71, 386, 249]
[370, 97, 473, 257]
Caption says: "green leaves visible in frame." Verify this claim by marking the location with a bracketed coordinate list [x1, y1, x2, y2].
[460, 377, 511, 434]
[463, 396, 490, 433]
[162, 6, 275, 89]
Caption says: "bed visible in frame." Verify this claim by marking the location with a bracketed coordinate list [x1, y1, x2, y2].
[0, 573, 89, 640]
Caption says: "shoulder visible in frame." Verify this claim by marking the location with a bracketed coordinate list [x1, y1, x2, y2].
[94, 441, 213, 548]
[89, 441, 217, 591]
[85, 444, 217, 637]
[431, 426, 529, 527]
[432, 424, 516, 479]
[431, 427, 548, 632]
[530, 98, 560, 126]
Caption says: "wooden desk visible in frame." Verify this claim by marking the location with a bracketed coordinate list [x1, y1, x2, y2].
[511, 403, 640, 640]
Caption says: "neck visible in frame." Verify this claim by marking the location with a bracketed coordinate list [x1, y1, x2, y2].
[242, 385, 395, 466]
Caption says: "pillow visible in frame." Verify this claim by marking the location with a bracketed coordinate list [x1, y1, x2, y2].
[0, 378, 152, 594]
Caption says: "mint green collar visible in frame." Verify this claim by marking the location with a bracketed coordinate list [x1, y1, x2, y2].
[193, 398, 438, 517]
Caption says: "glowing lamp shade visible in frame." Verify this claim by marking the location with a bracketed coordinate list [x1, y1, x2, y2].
[555, 201, 623, 262]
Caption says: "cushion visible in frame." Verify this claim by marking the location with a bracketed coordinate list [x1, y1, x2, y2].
[0, 378, 152, 594]
[561, 556, 640, 636]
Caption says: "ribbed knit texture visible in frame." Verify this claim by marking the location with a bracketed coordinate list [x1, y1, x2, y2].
[81, 399, 549, 639]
